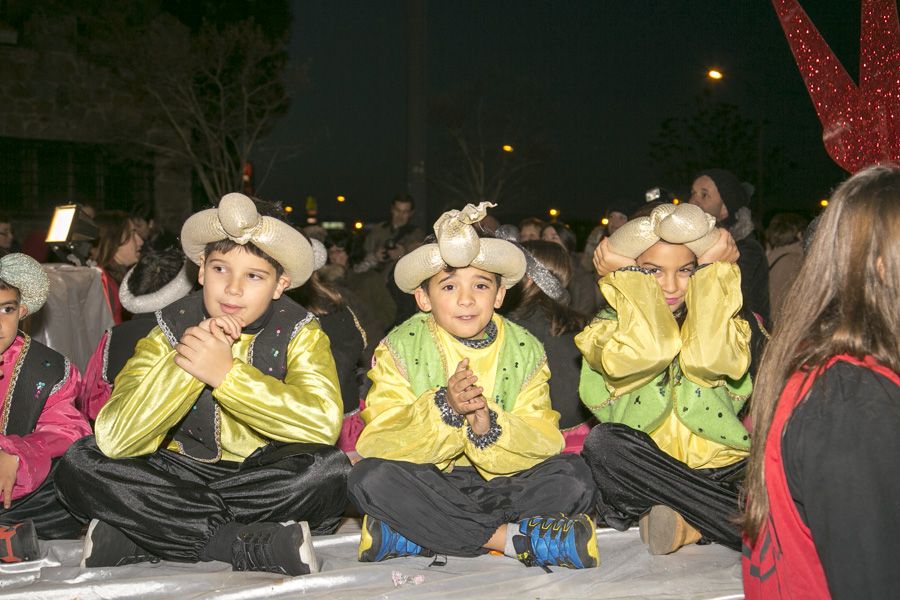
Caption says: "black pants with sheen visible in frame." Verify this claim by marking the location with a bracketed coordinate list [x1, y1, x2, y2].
[55, 436, 351, 562]
[0, 461, 83, 539]
[581, 422, 745, 551]
[348, 453, 597, 556]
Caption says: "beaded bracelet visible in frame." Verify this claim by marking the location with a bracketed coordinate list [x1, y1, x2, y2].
[433, 386, 465, 428]
[466, 408, 502, 449]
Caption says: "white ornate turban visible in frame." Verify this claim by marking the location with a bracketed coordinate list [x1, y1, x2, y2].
[607, 203, 719, 259]
[394, 202, 526, 293]
[119, 264, 194, 314]
[0, 253, 49, 316]
[180, 193, 314, 290]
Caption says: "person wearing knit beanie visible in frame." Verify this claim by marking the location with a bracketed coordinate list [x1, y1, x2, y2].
[690, 168, 771, 325]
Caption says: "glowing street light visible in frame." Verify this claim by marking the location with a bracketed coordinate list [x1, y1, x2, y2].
[353, 221, 364, 230]
[502, 144, 514, 153]
[672, 198, 681, 205]
[600, 217, 609, 226]
[336, 195, 346, 203]
[548, 208, 559, 218]
[284, 205, 294, 213]
[707, 69, 724, 80]
[819, 199, 829, 207]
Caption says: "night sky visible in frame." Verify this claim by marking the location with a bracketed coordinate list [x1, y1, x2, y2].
[253, 1, 859, 226]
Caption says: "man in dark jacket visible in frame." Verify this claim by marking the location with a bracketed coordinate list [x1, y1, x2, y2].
[689, 169, 770, 323]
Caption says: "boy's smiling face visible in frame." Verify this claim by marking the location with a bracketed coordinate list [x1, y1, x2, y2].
[198, 247, 289, 327]
[414, 266, 506, 339]
[0, 286, 27, 355]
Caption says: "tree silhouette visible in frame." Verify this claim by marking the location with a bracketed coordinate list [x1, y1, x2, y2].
[429, 73, 553, 213]
[650, 90, 794, 203]
[49, 0, 298, 203]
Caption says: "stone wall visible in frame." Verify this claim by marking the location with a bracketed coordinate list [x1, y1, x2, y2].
[0, 13, 192, 232]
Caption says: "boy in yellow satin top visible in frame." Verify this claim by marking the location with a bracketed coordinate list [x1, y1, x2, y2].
[56, 194, 349, 577]
[348, 202, 599, 570]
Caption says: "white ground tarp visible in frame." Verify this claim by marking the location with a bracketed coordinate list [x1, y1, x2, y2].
[0, 526, 744, 599]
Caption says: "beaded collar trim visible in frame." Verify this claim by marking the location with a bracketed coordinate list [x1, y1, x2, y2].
[454, 320, 498, 350]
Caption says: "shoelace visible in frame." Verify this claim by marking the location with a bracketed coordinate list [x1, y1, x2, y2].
[527, 517, 578, 568]
[232, 530, 287, 575]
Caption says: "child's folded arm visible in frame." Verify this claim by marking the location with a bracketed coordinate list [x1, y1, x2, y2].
[679, 262, 752, 386]
[355, 343, 465, 464]
[95, 327, 204, 459]
[212, 322, 343, 445]
[465, 361, 564, 479]
[576, 270, 681, 396]
[0, 361, 91, 500]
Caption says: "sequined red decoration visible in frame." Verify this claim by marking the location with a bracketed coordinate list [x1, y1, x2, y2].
[772, 0, 899, 173]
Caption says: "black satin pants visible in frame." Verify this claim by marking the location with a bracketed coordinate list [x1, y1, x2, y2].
[582, 422, 745, 551]
[0, 461, 83, 539]
[55, 436, 351, 562]
[348, 453, 597, 556]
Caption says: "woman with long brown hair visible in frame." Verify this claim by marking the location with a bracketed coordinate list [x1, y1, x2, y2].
[742, 166, 900, 599]
[92, 210, 144, 324]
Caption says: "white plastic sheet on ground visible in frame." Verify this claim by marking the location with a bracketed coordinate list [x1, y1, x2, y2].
[0, 528, 744, 599]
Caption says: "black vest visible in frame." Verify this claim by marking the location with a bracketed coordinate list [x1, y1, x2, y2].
[102, 313, 159, 386]
[2, 334, 68, 437]
[155, 292, 313, 462]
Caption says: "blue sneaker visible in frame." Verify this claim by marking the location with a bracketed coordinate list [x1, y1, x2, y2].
[358, 515, 434, 562]
[512, 514, 600, 569]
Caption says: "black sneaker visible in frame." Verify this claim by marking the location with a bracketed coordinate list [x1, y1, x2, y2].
[0, 519, 40, 563]
[230, 521, 318, 576]
[81, 519, 160, 568]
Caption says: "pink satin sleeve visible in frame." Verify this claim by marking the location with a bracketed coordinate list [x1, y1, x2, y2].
[78, 331, 112, 421]
[0, 363, 93, 499]
[337, 398, 366, 453]
[561, 421, 594, 455]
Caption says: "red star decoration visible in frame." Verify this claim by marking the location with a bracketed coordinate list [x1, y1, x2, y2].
[772, 0, 900, 173]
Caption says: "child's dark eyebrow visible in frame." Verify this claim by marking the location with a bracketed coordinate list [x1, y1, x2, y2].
[0, 300, 18, 308]
[437, 273, 458, 285]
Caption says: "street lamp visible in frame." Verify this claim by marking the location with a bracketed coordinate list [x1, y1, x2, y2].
[819, 199, 829, 208]
[707, 68, 723, 80]
[600, 217, 609, 226]
[548, 208, 559, 219]
[502, 144, 514, 153]
[353, 221, 364, 230]
[284, 205, 294, 214]
[336, 195, 346, 203]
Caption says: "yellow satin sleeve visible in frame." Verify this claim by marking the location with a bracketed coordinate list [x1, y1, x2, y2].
[679, 262, 752, 387]
[213, 320, 343, 450]
[432, 321, 562, 477]
[96, 321, 342, 461]
[96, 327, 204, 458]
[575, 270, 681, 396]
[356, 343, 467, 469]
[358, 317, 563, 480]
[466, 361, 564, 479]
[650, 410, 749, 469]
